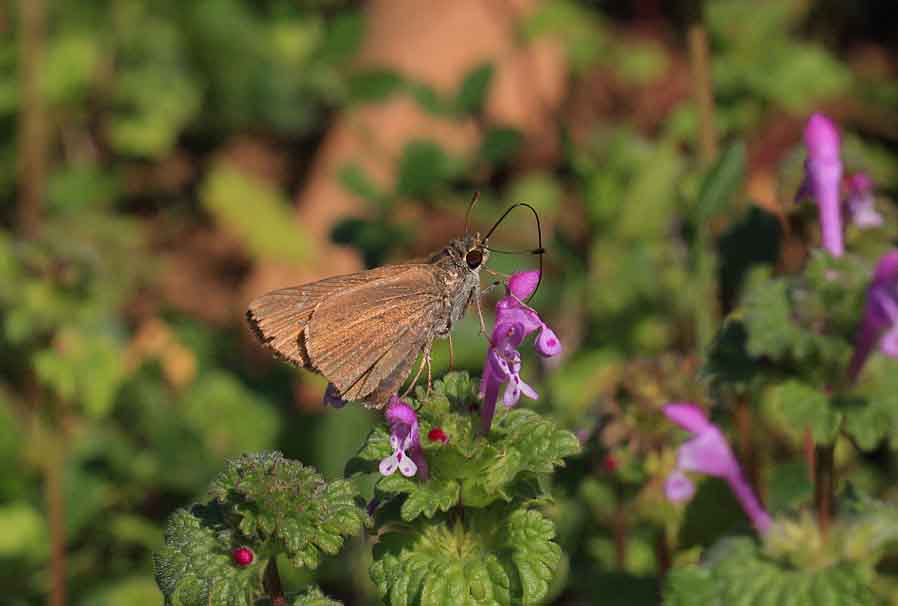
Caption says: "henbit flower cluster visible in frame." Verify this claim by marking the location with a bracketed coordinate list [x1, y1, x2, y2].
[663, 403, 772, 536]
[375, 271, 562, 480]
[796, 113, 882, 257]
[479, 270, 562, 433]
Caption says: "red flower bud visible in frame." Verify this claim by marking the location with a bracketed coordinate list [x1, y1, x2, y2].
[427, 428, 448, 444]
[602, 455, 618, 473]
[232, 547, 254, 567]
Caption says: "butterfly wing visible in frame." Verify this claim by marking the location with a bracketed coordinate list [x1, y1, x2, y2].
[246, 265, 419, 367]
[305, 265, 446, 407]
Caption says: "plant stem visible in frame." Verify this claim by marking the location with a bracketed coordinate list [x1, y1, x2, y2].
[814, 443, 834, 540]
[18, 0, 47, 238]
[612, 483, 627, 570]
[45, 429, 66, 606]
[687, 4, 717, 166]
[734, 397, 761, 498]
[263, 558, 287, 606]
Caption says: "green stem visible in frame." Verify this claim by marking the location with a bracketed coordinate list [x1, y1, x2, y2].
[814, 443, 834, 540]
[263, 558, 287, 606]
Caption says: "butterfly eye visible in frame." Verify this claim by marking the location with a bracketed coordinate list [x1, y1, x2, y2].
[465, 249, 483, 269]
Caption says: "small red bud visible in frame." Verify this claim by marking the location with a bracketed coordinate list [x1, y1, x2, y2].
[602, 455, 618, 473]
[427, 428, 448, 444]
[232, 547, 254, 567]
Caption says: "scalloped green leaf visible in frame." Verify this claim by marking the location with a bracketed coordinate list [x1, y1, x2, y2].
[288, 586, 342, 606]
[153, 504, 262, 606]
[208, 452, 369, 570]
[742, 271, 802, 361]
[769, 381, 841, 443]
[663, 538, 877, 606]
[371, 505, 561, 606]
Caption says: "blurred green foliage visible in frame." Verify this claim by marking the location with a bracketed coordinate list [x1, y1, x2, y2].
[4, 0, 898, 604]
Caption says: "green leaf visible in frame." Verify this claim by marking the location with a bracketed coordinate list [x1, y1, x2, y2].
[769, 381, 841, 443]
[378, 476, 461, 522]
[694, 142, 745, 221]
[336, 162, 385, 204]
[288, 586, 342, 606]
[209, 452, 369, 570]
[663, 538, 877, 606]
[454, 63, 494, 115]
[200, 166, 311, 263]
[154, 503, 262, 606]
[370, 505, 561, 606]
[396, 140, 455, 199]
[478, 128, 523, 166]
[347, 68, 406, 103]
[742, 271, 802, 361]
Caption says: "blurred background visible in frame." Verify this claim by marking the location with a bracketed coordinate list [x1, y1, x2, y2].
[3, 0, 898, 604]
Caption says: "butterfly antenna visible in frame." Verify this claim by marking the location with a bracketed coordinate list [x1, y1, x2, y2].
[482, 202, 545, 302]
[464, 191, 480, 236]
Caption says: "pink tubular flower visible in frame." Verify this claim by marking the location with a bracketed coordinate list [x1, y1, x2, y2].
[379, 396, 428, 479]
[796, 113, 844, 257]
[479, 271, 562, 433]
[848, 251, 898, 381]
[846, 173, 883, 229]
[663, 403, 771, 536]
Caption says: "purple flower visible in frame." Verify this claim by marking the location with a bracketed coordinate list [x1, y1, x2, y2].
[846, 173, 883, 229]
[796, 113, 844, 257]
[479, 271, 562, 433]
[848, 250, 898, 381]
[663, 403, 772, 535]
[379, 396, 428, 479]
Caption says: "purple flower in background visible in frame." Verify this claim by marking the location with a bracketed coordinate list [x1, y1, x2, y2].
[848, 251, 898, 381]
[323, 383, 348, 408]
[379, 396, 428, 479]
[663, 403, 772, 535]
[845, 173, 883, 229]
[479, 271, 562, 433]
[796, 113, 844, 257]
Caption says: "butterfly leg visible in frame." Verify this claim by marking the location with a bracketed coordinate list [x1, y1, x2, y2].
[448, 334, 455, 370]
[425, 349, 433, 395]
[401, 350, 429, 399]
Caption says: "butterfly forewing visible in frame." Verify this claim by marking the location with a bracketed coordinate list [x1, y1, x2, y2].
[305, 266, 446, 407]
[246, 266, 411, 366]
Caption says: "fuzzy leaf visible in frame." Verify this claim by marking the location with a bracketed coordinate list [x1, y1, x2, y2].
[769, 381, 841, 443]
[663, 538, 877, 606]
[288, 586, 342, 606]
[153, 503, 261, 606]
[370, 505, 561, 606]
[208, 452, 368, 570]
[742, 271, 802, 361]
[377, 476, 461, 522]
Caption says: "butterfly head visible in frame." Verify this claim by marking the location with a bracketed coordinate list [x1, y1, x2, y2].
[448, 233, 489, 274]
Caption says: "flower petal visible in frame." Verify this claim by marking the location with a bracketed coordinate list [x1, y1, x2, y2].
[503, 382, 521, 407]
[508, 271, 540, 300]
[662, 403, 712, 434]
[880, 325, 898, 358]
[397, 452, 418, 477]
[536, 326, 562, 357]
[386, 397, 417, 427]
[665, 470, 695, 502]
[678, 429, 739, 479]
[379, 454, 399, 476]
[519, 379, 539, 400]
